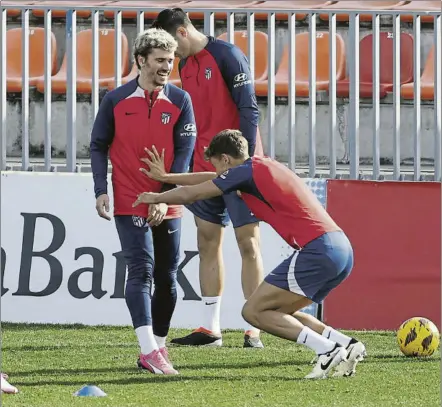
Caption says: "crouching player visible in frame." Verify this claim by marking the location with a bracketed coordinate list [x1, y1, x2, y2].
[134, 130, 367, 379]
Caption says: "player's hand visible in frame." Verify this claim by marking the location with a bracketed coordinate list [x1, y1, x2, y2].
[146, 203, 168, 227]
[140, 146, 167, 182]
[132, 192, 159, 207]
[95, 194, 111, 221]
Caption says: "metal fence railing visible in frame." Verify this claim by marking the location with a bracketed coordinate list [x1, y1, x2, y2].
[0, 4, 441, 181]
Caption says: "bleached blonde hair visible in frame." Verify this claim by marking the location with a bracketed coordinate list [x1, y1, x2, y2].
[133, 28, 177, 69]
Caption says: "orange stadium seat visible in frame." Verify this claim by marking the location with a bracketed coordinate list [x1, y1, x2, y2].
[107, 57, 182, 90]
[217, 31, 268, 82]
[6, 27, 57, 92]
[401, 46, 436, 100]
[336, 32, 414, 99]
[32, 1, 115, 18]
[184, 1, 260, 20]
[252, 1, 335, 21]
[255, 32, 346, 97]
[319, 1, 408, 22]
[392, 1, 442, 24]
[36, 29, 129, 94]
[3, 1, 38, 17]
[103, 1, 187, 20]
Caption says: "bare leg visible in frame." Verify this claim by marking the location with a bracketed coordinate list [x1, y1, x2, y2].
[293, 311, 327, 334]
[242, 282, 363, 379]
[234, 222, 264, 344]
[242, 282, 313, 340]
[196, 217, 225, 298]
[235, 222, 264, 301]
[170, 217, 226, 346]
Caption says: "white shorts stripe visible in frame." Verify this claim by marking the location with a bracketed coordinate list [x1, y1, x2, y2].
[287, 251, 307, 297]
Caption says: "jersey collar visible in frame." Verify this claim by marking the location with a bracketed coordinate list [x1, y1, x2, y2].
[135, 75, 165, 102]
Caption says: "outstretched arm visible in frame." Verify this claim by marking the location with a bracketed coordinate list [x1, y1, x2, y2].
[133, 181, 223, 207]
[140, 146, 217, 185]
[160, 172, 217, 185]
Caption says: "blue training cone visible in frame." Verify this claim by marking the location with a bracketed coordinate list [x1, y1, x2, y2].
[74, 385, 107, 397]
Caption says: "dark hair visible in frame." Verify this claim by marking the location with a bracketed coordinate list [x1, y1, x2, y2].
[151, 8, 192, 34]
[204, 130, 249, 160]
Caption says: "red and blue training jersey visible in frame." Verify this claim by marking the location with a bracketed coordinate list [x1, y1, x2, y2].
[212, 157, 341, 249]
[179, 36, 263, 173]
[90, 79, 196, 219]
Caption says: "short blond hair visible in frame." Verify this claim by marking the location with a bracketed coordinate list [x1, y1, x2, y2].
[133, 28, 177, 69]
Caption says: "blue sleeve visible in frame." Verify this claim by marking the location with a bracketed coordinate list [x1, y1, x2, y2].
[161, 92, 197, 192]
[219, 45, 260, 156]
[212, 164, 253, 194]
[90, 94, 115, 198]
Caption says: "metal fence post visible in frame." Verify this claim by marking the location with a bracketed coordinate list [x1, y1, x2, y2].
[66, 9, 77, 172]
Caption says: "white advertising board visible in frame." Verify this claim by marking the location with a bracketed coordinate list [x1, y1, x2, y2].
[1, 172, 325, 328]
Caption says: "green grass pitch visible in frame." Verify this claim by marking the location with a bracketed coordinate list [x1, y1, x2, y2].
[1, 324, 440, 407]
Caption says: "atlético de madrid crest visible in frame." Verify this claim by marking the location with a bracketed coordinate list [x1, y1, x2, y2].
[205, 67, 212, 80]
[161, 112, 171, 124]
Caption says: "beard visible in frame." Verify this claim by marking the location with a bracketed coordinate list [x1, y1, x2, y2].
[142, 61, 170, 85]
[153, 74, 168, 86]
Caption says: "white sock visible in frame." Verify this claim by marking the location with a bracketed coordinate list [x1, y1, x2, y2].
[201, 296, 222, 334]
[297, 326, 336, 355]
[322, 326, 352, 348]
[135, 326, 158, 355]
[154, 335, 167, 349]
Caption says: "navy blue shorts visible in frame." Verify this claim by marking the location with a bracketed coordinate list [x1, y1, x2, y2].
[265, 231, 354, 303]
[186, 191, 258, 228]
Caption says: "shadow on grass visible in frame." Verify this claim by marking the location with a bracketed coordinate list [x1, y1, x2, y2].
[3, 343, 267, 351]
[8, 354, 439, 388]
[3, 343, 135, 352]
[12, 373, 308, 387]
[367, 354, 439, 363]
[7, 352, 438, 381]
[1, 323, 131, 331]
[9, 359, 308, 378]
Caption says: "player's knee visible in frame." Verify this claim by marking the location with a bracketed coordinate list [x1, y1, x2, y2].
[235, 223, 260, 260]
[236, 234, 260, 261]
[126, 258, 153, 281]
[154, 266, 178, 292]
[197, 237, 222, 260]
[197, 224, 223, 259]
[237, 238, 259, 260]
[242, 301, 259, 327]
[154, 273, 177, 292]
[126, 267, 153, 296]
[241, 302, 253, 323]
[127, 267, 153, 288]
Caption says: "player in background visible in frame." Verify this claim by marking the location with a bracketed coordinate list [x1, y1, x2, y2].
[152, 8, 265, 348]
[90, 29, 196, 375]
[1, 373, 18, 394]
[134, 131, 367, 379]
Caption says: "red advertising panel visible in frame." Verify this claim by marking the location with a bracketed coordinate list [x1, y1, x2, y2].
[324, 181, 441, 330]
